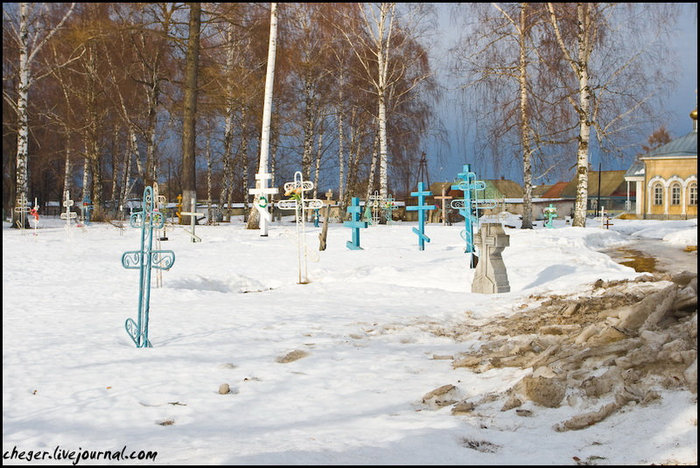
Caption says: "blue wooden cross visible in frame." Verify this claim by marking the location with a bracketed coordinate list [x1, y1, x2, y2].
[406, 182, 436, 251]
[344, 197, 368, 250]
[450, 164, 496, 268]
[543, 203, 558, 228]
[121, 186, 175, 348]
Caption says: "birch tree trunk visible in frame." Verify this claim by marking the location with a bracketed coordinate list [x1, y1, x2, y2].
[519, 4, 534, 230]
[375, 3, 394, 203]
[14, 3, 31, 228]
[337, 100, 346, 204]
[181, 2, 201, 225]
[248, 2, 278, 232]
[221, 25, 236, 222]
[546, 2, 593, 227]
[63, 144, 72, 202]
[313, 131, 323, 199]
[206, 127, 213, 224]
[365, 132, 380, 202]
[12, 2, 75, 227]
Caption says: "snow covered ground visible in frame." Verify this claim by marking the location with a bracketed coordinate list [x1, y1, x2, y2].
[2, 213, 697, 465]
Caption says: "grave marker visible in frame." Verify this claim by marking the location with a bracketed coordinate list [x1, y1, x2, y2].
[406, 182, 436, 251]
[450, 164, 497, 268]
[434, 187, 453, 226]
[60, 192, 77, 229]
[29, 198, 40, 234]
[543, 203, 558, 228]
[382, 195, 397, 224]
[180, 198, 204, 242]
[121, 186, 175, 347]
[249, 172, 279, 236]
[344, 197, 368, 250]
[277, 171, 323, 284]
[368, 190, 383, 225]
[175, 194, 183, 222]
[319, 204, 331, 251]
[362, 201, 373, 225]
[472, 222, 510, 294]
[80, 195, 93, 225]
[13, 193, 31, 229]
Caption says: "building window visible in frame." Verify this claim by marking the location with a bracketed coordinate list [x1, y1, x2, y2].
[653, 183, 663, 206]
[690, 183, 698, 206]
[671, 183, 681, 205]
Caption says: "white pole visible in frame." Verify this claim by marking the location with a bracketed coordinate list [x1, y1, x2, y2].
[255, 3, 278, 236]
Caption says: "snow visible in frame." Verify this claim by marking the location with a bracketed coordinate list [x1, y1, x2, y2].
[3, 213, 697, 465]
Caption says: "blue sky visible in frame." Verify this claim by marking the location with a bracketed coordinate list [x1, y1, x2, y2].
[425, 3, 698, 186]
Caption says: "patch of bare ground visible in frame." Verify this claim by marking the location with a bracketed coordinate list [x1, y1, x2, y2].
[427, 271, 697, 431]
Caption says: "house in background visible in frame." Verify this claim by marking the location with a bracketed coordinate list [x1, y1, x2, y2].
[624, 109, 697, 220]
[561, 169, 629, 214]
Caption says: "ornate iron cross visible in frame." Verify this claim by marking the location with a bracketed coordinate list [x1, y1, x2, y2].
[121, 186, 176, 348]
[382, 195, 397, 223]
[344, 197, 368, 250]
[60, 191, 77, 229]
[450, 164, 496, 267]
[543, 203, 558, 228]
[368, 190, 383, 225]
[406, 182, 436, 251]
[277, 171, 323, 284]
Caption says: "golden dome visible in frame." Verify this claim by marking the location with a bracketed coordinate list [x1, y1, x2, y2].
[691, 109, 698, 120]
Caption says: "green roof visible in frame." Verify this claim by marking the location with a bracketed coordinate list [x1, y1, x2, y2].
[643, 129, 697, 158]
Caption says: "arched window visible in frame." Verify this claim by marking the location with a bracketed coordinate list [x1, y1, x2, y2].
[689, 183, 698, 206]
[653, 183, 663, 206]
[671, 183, 681, 205]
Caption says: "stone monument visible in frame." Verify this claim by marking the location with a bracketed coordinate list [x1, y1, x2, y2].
[472, 222, 510, 294]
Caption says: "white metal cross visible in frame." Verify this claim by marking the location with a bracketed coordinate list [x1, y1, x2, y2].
[180, 198, 204, 242]
[60, 192, 77, 229]
[277, 171, 323, 284]
[368, 190, 383, 225]
[249, 172, 279, 236]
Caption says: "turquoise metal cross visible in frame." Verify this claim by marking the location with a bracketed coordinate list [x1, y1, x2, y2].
[450, 164, 495, 267]
[543, 203, 558, 228]
[406, 182, 436, 251]
[121, 186, 175, 348]
[344, 197, 368, 250]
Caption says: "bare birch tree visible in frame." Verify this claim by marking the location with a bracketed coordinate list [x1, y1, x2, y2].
[544, 2, 679, 226]
[4, 2, 75, 227]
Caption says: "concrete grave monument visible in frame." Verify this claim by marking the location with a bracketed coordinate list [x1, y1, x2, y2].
[472, 222, 510, 294]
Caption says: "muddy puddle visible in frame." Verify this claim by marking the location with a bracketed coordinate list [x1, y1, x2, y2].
[613, 248, 658, 273]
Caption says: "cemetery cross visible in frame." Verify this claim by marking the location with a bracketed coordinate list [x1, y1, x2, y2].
[13, 193, 31, 230]
[249, 172, 279, 236]
[543, 203, 558, 228]
[60, 191, 77, 229]
[121, 186, 175, 348]
[450, 164, 496, 268]
[277, 171, 323, 284]
[406, 182, 436, 251]
[344, 196, 368, 250]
